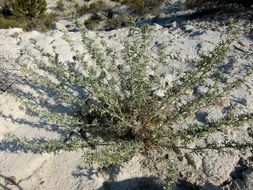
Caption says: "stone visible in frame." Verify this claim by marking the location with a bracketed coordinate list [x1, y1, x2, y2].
[171, 21, 177, 28]
[153, 24, 163, 30]
[193, 85, 209, 95]
[184, 25, 195, 33]
[184, 153, 202, 170]
[0, 28, 23, 38]
[52, 22, 68, 32]
[154, 89, 165, 97]
[201, 152, 239, 184]
[238, 40, 250, 47]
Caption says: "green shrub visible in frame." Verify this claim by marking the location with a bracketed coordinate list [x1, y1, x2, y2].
[0, 12, 57, 31]
[24, 13, 58, 31]
[11, 0, 47, 18]
[7, 22, 253, 187]
[122, 0, 164, 15]
[84, 18, 97, 30]
[0, 0, 56, 31]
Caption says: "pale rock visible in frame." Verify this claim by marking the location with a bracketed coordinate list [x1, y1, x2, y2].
[238, 40, 250, 47]
[206, 107, 225, 121]
[184, 25, 195, 32]
[153, 24, 163, 30]
[18, 31, 42, 43]
[184, 153, 202, 170]
[154, 89, 165, 97]
[52, 38, 75, 63]
[193, 85, 209, 95]
[161, 73, 174, 87]
[52, 22, 68, 32]
[0, 28, 23, 38]
[233, 44, 249, 53]
[171, 21, 177, 28]
[48, 30, 65, 39]
[202, 151, 239, 184]
[34, 35, 55, 56]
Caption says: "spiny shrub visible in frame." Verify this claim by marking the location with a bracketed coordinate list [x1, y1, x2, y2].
[7, 22, 253, 187]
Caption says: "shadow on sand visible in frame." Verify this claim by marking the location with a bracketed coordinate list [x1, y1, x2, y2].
[97, 177, 164, 190]
[0, 174, 24, 190]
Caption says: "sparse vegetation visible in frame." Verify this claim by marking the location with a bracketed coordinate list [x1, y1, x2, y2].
[0, 12, 57, 31]
[0, 14, 21, 28]
[186, 0, 253, 9]
[122, 0, 165, 15]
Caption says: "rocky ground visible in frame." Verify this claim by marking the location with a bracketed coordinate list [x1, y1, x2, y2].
[0, 0, 253, 190]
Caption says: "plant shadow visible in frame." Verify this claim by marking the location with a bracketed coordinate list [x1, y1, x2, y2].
[136, 4, 252, 29]
[0, 173, 24, 190]
[97, 177, 164, 190]
[0, 60, 82, 153]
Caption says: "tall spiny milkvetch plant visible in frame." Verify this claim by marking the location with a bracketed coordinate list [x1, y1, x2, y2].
[7, 22, 253, 169]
